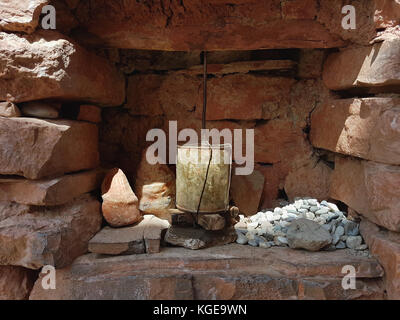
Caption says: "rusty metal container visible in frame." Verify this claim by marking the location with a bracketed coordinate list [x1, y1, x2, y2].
[176, 143, 232, 214]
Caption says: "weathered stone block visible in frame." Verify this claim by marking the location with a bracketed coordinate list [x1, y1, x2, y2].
[231, 169, 264, 216]
[29, 245, 383, 300]
[74, 0, 345, 50]
[0, 117, 99, 179]
[323, 39, 400, 91]
[311, 98, 400, 165]
[0, 266, 36, 300]
[374, 0, 400, 28]
[284, 159, 332, 202]
[0, 169, 104, 206]
[0, 31, 125, 106]
[0, 194, 102, 269]
[88, 215, 169, 255]
[0, 0, 48, 33]
[360, 219, 400, 299]
[255, 119, 313, 164]
[164, 226, 237, 250]
[330, 157, 400, 232]
[195, 75, 295, 121]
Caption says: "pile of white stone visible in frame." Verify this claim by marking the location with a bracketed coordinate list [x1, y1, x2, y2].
[235, 198, 368, 252]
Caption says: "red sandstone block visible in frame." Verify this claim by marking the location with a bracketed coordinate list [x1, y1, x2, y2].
[330, 156, 400, 232]
[323, 39, 400, 90]
[311, 98, 400, 165]
[360, 219, 400, 299]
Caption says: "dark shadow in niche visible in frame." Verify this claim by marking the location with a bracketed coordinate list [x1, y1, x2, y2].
[60, 101, 80, 119]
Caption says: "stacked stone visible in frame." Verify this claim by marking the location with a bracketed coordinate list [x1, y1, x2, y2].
[310, 33, 400, 299]
[0, 1, 125, 300]
[164, 208, 239, 250]
[235, 198, 366, 253]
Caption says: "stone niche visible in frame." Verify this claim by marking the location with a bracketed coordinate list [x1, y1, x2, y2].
[100, 47, 333, 212]
[1, 0, 400, 301]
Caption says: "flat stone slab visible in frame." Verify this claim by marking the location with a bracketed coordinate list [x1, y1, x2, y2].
[330, 156, 400, 232]
[0, 30, 125, 106]
[311, 98, 400, 166]
[0, 169, 105, 206]
[164, 226, 237, 250]
[30, 244, 384, 300]
[323, 38, 400, 91]
[0, 194, 102, 269]
[0, 117, 99, 179]
[177, 60, 296, 75]
[89, 215, 170, 255]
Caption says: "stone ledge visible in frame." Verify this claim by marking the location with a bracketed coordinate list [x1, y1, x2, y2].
[310, 97, 400, 165]
[73, 0, 345, 50]
[0, 0, 48, 34]
[0, 194, 102, 269]
[330, 156, 400, 232]
[0, 169, 105, 206]
[30, 244, 384, 300]
[323, 39, 400, 91]
[0, 117, 99, 179]
[360, 219, 400, 300]
[0, 30, 125, 106]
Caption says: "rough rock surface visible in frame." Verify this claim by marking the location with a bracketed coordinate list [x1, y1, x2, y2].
[374, 0, 400, 28]
[101, 168, 142, 227]
[197, 214, 226, 231]
[126, 73, 296, 121]
[297, 49, 325, 79]
[311, 98, 400, 165]
[255, 119, 313, 164]
[125, 73, 200, 117]
[89, 215, 170, 255]
[29, 244, 384, 300]
[0, 101, 20, 117]
[0, 266, 36, 300]
[135, 150, 176, 219]
[77, 105, 102, 123]
[0, 0, 48, 33]
[231, 169, 264, 216]
[323, 39, 400, 91]
[360, 219, 400, 300]
[287, 219, 332, 252]
[180, 59, 296, 76]
[74, 0, 345, 50]
[164, 226, 237, 250]
[0, 117, 99, 179]
[89, 226, 145, 255]
[284, 159, 332, 202]
[235, 197, 367, 252]
[0, 194, 102, 269]
[195, 75, 295, 121]
[331, 157, 400, 232]
[0, 169, 105, 206]
[0, 31, 125, 106]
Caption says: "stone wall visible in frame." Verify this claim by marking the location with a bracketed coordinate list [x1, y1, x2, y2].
[0, 0, 399, 300]
[310, 34, 400, 299]
[0, 0, 125, 300]
[99, 48, 334, 212]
